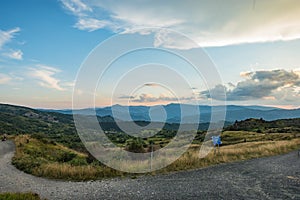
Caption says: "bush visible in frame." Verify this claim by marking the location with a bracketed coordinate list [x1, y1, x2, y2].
[31, 133, 43, 139]
[12, 155, 43, 174]
[69, 157, 88, 166]
[256, 129, 263, 133]
[126, 139, 145, 153]
[57, 152, 77, 162]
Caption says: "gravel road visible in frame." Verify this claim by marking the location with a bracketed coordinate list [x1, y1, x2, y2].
[0, 140, 299, 200]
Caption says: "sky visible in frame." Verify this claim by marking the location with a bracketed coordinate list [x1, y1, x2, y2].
[0, 0, 300, 109]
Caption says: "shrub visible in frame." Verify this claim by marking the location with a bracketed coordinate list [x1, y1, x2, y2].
[12, 155, 43, 174]
[69, 157, 88, 166]
[86, 151, 98, 164]
[57, 152, 77, 162]
[126, 139, 145, 153]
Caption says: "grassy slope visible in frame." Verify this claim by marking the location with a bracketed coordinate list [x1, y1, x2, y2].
[161, 139, 300, 173]
[12, 135, 123, 180]
[12, 132, 300, 180]
[2, 103, 300, 180]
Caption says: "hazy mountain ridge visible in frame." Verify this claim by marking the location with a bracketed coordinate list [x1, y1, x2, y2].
[44, 104, 300, 123]
[1, 103, 300, 135]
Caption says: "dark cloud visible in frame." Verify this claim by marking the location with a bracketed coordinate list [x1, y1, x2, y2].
[249, 70, 299, 82]
[227, 82, 235, 88]
[143, 83, 160, 87]
[118, 95, 135, 99]
[201, 69, 300, 101]
[201, 84, 227, 100]
[132, 94, 177, 103]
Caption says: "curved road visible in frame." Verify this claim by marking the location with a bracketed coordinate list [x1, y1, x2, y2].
[0, 140, 299, 199]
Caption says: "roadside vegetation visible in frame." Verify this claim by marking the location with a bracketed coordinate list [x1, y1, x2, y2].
[162, 138, 300, 173]
[0, 192, 43, 200]
[12, 135, 124, 180]
[4, 103, 300, 180]
[11, 130, 300, 180]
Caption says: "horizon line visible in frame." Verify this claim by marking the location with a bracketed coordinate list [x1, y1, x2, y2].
[1, 102, 299, 111]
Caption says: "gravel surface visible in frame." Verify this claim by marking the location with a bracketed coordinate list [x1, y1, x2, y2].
[0, 140, 299, 200]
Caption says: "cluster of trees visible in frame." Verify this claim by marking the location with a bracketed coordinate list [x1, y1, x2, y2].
[226, 118, 300, 133]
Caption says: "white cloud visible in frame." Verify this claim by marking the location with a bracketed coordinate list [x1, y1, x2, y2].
[61, 0, 116, 32]
[60, 0, 92, 16]
[0, 27, 20, 49]
[74, 17, 111, 32]
[0, 73, 12, 84]
[62, 81, 75, 88]
[3, 49, 23, 60]
[29, 65, 65, 91]
[62, 0, 300, 48]
[132, 93, 177, 103]
[154, 29, 199, 50]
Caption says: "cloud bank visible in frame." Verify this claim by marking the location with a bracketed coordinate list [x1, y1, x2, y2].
[202, 69, 300, 102]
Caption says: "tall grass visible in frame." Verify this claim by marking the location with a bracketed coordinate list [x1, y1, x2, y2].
[33, 163, 124, 180]
[161, 139, 300, 173]
[12, 135, 124, 180]
[12, 134, 300, 180]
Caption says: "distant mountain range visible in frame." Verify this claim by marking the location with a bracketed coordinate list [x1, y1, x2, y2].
[1, 103, 300, 135]
[42, 104, 300, 123]
[0, 103, 211, 133]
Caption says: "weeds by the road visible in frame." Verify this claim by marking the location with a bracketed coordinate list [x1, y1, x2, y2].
[12, 133, 300, 180]
[161, 138, 300, 173]
[0, 192, 43, 200]
[12, 135, 124, 180]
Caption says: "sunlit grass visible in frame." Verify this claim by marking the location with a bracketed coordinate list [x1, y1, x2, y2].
[12, 133, 300, 180]
[161, 139, 300, 173]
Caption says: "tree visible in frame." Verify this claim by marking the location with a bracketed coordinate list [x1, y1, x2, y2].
[126, 138, 145, 153]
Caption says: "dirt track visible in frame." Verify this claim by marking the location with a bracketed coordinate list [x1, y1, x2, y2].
[0, 140, 299, 200]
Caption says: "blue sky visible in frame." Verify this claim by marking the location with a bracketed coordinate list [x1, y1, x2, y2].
[0, 0, 300, 109]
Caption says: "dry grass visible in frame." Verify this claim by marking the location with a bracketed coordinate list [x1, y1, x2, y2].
[161, 138, 300, 173]
[34, 163, 99, 180]
[33, 163, 124, 180]
[12, 135, 124, 180]
[12, 134, 300, 180]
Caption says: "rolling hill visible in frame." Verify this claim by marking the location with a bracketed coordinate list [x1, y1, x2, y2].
[45, 104, 300, 123]
[2, 103, 300, 137]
